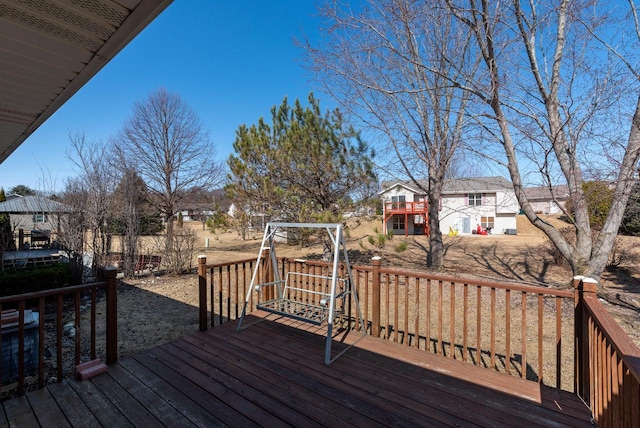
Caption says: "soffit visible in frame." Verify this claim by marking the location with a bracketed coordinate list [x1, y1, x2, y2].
[0, 0, 172, 164]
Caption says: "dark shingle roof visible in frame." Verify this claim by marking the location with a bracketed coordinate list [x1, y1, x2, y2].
[381, 176, 513, 195]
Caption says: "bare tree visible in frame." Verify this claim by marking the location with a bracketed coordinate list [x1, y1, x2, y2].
[111, 169, 146, 278]
[56, 178, 88, 284]
[114, 88, 223, 271]
[441, 0, 640, 280]
[304, 1, 479, 268]
[67, 133, 115, 278]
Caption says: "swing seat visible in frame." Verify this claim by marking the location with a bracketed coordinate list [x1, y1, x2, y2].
[237, 222, 366, 365]
[255, 272, 348, 326]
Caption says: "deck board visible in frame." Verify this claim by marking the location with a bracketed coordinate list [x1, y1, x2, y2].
[117, 357, 225, 427]
[1, 313, 592, 427]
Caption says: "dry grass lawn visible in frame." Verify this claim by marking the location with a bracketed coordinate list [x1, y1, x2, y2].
[104, 214, 640, 361]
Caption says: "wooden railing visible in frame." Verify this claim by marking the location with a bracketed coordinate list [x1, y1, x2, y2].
[0, 267, 118, 396]
[197, 255, 575, 390]
[383, 201, 428, 213]
[575, 277, 640, 427]
[198, 255, 640, 426]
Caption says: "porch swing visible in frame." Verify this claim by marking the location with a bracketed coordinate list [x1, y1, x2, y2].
[237, 222, 366, 365]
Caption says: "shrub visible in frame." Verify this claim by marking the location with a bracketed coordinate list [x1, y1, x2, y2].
[0, 263, 71, 297]
[564, 181, 613, 230]
[394, 241, 408, 253]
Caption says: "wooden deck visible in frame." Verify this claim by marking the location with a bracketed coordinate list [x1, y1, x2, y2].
[0, 313, 592, 427]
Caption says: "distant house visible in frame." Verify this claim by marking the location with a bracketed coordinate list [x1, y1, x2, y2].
[523, 185, 569, 215]
[379, 177, 519, 236]
[0, 195, 71, 247]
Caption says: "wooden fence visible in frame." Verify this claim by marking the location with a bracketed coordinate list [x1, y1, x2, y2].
[0, 268, 118, 396]
[198, 255, 640, 427]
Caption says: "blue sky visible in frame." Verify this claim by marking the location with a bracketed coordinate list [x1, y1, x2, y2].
[0, 1, 332, 193]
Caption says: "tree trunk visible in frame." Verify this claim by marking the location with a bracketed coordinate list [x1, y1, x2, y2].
[427, 175, 445, 270]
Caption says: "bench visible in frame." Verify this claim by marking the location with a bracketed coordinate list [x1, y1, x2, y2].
[255, 272, 350, 325]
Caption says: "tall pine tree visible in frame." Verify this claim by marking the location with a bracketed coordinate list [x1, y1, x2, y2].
[226, 93, 377, 229]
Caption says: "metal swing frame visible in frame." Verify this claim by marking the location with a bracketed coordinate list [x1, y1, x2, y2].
[237, 222, 367, 365]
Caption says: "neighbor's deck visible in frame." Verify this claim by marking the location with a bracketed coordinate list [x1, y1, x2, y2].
[1, 313, 592, 427]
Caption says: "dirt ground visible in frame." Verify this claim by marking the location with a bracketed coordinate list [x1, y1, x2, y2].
[113, 215, 640, 359]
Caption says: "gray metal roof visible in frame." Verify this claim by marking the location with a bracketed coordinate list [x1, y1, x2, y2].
[0, 0, 173, 164]
[0, 195, 71, 213]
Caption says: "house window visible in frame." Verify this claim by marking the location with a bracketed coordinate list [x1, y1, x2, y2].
[392, 216, 405, 230]
[32, 214, 47, 223]
[481, 216, 494, 230]
[468, 193, 482, 206]
[391, 195, 406, 209]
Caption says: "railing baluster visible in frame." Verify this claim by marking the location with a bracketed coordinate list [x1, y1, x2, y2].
[234, 264, 239, 319]
[555, 296, 561, 389]
[438, 280, 443, 356]
[38, 297, 45, 389]
[385, 273, 390, 340]
[218, 266, 223, 326]
[450, 281, 455, 358]
[393, 275, 399, 343]
[521, 291, 527, 379]
[463, 283, 468, 362]
[404, 275, 409, 346]
[426, 279, 431, 352]
[538, 293, 543, 384]
[74, 291, 81, 366]
[91, 288, 97, 360]
[414, 278, 420, 348]
[476, 285, 482, 366]
[210, 267, 215, 328]
[18, 301, 25, 395]
[506, 289, 511, 375]
[490, 287, 496, 369]
[56, 294, 63, 381]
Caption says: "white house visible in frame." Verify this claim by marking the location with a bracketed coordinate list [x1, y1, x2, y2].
[523, 185, 569, 215]
[379, 176, 520, 236]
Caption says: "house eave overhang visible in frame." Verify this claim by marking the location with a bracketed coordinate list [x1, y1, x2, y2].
[0, 0, 173, 164]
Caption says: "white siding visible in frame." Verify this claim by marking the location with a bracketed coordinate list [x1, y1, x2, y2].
[380, 181, 518, 236]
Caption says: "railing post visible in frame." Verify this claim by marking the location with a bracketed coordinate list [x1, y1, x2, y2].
[371, 256, 382, 337]
[198, 255, 207, 331]
[105, 267, 118, 365]
[574, 275, 597, 400]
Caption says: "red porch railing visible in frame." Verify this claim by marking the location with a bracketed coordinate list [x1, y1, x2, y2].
[383, 201, 428, 213]
[198, 255, 640, 427]
[382, 201, 429, 236]
[0, 267, 118, 397]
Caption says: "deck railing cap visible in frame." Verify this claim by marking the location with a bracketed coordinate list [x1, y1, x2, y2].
[198, 254, 206, 259]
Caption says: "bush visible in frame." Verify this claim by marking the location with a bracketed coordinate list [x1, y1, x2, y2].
[394, 241, 408, 253]
[564, 181, 613, 230]
[0, 263, 72, 297]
